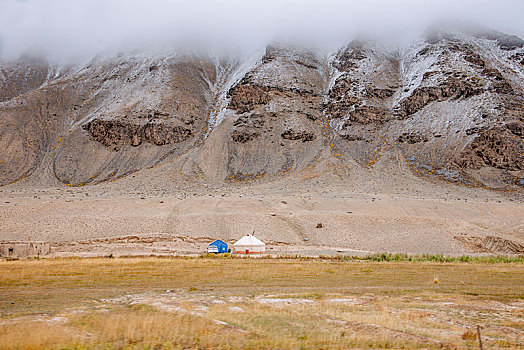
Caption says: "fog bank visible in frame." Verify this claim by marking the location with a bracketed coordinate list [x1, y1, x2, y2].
[1, 0, 523, 60]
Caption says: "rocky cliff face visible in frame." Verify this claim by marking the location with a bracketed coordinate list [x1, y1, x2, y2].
[218, 45, 325, 181]
[83, 119, 192, 148]
[0, 28, 522, 189]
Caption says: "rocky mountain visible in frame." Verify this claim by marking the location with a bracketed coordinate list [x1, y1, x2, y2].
[0, 27, 522, 190]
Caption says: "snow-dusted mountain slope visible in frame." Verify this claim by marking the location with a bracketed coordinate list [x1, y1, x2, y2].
[0, 28, 522, 189]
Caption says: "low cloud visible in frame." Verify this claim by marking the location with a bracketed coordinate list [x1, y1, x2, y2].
[1, 0, 523, 60]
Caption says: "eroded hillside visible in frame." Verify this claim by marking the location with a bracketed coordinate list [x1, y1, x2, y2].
[0, 28, 522, 190]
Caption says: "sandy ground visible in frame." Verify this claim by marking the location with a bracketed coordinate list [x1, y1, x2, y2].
[1, 167, 522, 256]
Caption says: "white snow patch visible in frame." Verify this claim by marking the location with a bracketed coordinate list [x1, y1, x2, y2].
[228, 306, 245, 312]
[204, 49, 265, 138]
[211, 299, 227, 304]
[256, 298, 316, 306]
[213, 319, 229, 326]
[227, 296, 244, 303]
[326, 298, 361, 305]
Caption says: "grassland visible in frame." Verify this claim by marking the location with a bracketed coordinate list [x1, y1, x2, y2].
[1, 257, 523, 349]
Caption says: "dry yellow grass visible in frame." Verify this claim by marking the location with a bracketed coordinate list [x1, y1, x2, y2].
[0, 257, 523, 349]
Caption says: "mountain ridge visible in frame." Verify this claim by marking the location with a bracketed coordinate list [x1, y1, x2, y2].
[0, 27, 522, 191]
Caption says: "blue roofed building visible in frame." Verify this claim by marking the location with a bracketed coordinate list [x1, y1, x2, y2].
[207, 239, 228, 253]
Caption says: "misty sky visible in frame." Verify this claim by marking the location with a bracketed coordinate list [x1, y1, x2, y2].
[1, 0, 524, 60]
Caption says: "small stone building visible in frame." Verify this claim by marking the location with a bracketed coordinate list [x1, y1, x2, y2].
[0, 242, 50, 258]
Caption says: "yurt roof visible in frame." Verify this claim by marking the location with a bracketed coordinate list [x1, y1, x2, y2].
[233, 235, 265, 246]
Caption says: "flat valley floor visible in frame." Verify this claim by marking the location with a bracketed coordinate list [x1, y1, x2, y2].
[0, 172, 522, 256]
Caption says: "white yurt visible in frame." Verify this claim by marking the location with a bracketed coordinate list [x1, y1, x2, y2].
[233, 234, 266, 254]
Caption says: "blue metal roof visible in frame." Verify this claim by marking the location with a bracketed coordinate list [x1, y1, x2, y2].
[209, 239, 228, 253]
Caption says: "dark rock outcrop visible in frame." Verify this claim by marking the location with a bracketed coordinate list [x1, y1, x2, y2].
[83, 119, 192, 148]
[231, 129, 260, 143]
[340, 131, 370, 142]
[463, 51, 486, 68]
[397, 132, 428, 144]
[325, 77, 360, 119]
[348, 106, 390, 125]
[481, 68, 514, 94]
[231, 113, 265, 143]
[510, 53, 524, 65]
[465, 126, 488, 136]
[333, 40, 367, 72]
[281, 129, 315, 142]
[458, 125, 523, 171]
[367, 88, 395, 99]
[506, 121, 523, 136]
[233, 113, 265, 128]
[398, 77, 484, 117]
[227, 85, 270, 113]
